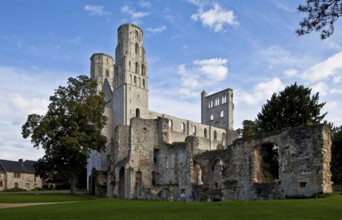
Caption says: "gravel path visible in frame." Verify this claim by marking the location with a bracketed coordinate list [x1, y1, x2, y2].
[0, 202, 68, 209]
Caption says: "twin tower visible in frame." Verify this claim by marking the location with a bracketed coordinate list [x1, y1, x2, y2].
[90, 24, 148, 132]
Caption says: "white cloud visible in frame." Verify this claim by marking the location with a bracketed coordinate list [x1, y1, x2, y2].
[311, 82, 329, 96]
[84, 4, 108, 17]
[176, 58, 229, 98]
[139, 1, 151, 8]
[146, 25, 166, 34]
[191, 4, 238, 32]
[121, 5, 149, 23]
[275, 2, 294, 12]
[238, 77, 285, 105]
[302, 51, 342, 81]
[284, 68, 298, 77]
[332, 75, 342, 83]
[257, 46, 305, 67]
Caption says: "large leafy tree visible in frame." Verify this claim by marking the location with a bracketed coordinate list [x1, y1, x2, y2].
[22, 75, 107, 194]
[257, 83, 327, 132]
[242, 120, 261, 137]
[297, 0, 342, 39]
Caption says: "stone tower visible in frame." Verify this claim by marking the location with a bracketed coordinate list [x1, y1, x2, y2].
[113, 24, 149, 128]
[90, 53, 115, 92]
[201, 89, 234, 143]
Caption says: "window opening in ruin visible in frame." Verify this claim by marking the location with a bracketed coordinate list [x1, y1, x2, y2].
[222, 133, 226, 145]
[134, 76, 137, 85]
[222, 95, 227, 104]
[15, 183, 18, 188]
[252, 143, 279, 184]
[220, 110, 224, 118]
[214, 131, 217, 140]
[0, 181, 2, 187]
[105, 69, 109, 77]
[210, 159, 222, 190]
[135, 30, 139, 40]
[168, 119, 173, 130]
[141, 64, 145, 75]
[129, 61, 131, 71]
[143, 79, 145, 88]
[139, 77, 141, 87]
[135, 43, 139, 55]
[152, 171, 157, 185]
[181, 123, 185, 133]
[130, 75, 132, 84]
[135, 62, 139, 74]
[136, 108, 140, 117]
[210, 114, 214, 121]
[192, 126, 196, 135]
[299, 182, 307, 188]
[153, 149, 159, 163]
[204, 128, 207, 138]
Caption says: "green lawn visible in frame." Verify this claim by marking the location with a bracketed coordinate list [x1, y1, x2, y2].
[0, 193, 342, 220]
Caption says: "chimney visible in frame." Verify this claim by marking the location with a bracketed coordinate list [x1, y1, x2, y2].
[18, 159, 24, 167]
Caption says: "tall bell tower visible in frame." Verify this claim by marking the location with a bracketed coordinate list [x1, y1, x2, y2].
[112, 24, 149, 128]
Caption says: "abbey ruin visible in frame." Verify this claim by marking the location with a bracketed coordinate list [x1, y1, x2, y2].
[87, 24, 332, 201]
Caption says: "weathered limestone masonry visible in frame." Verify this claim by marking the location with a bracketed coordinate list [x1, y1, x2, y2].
[87, 23, 333, 201]
[195, 124, 332, 200]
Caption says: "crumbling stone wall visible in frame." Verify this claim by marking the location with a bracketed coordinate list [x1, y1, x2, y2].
[219, 124, 332, 200]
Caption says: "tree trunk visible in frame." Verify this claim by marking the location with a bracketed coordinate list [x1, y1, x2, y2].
[70, 174, 76, 194]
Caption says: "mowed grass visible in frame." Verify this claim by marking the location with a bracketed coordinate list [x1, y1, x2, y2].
[0, 193, 342, 220]
[0, 192, 95, 203]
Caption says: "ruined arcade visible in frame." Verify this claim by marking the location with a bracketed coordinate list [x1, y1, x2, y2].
[87, 24, 332, 201]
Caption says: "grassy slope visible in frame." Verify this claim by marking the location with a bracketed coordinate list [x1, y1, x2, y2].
[0, 193, 341, 220]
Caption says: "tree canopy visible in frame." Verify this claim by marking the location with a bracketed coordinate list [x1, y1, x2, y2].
[257, 83, 327, 132]
[22, 75, 107, 193]
[297, 0, 342, 39]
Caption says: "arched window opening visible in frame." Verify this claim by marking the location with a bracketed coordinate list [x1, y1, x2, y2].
[142, 79, 145, 88]
[139, 77, 141, 87]
[129, 61, 131, 71]
[181, 123, 186, 133]
[135, 62, 139, 74]
[136, 108, 140, 117]
[204, 128, 208, 138]
[141, 64, 145, 76]
[134, 30, 139, 40]
[130, 75, 132, 84]
[214, 131, 217, 140]
[135, 43, 139, 55]
[210, 114, 214, 121]
[192, 126, 196, 135]
[119, 167, 125, 198]
[220, 110, 224, 118]
[222, 95, 227, 104]
[168, 119, 173, 130]
[134, 76, 137, 85]
[105, 69, 109, 77]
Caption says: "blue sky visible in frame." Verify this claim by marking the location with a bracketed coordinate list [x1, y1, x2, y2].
[1, 0, 342, 161]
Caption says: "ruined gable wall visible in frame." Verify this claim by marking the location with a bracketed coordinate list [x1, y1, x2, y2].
[221, 125, 332, 200]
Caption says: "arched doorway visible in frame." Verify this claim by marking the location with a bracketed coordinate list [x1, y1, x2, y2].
[136, 108, 140, 117]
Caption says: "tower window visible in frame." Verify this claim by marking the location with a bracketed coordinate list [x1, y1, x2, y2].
[192, 126, 196, 135]
[204, 128, 208, 138]
[135, 43, 139, 55]
[181, 123, 186, 133]
[210, 114, 214, 121]
[214, 131, 217, 140]
[105, 69, 109, 77]
[135, 62, 139, 74]
[220, 111, 224, 118]
[142, 79, 145, 88]
[136, 108, 140, 117]
[134, 76, 137, 85]
[141, 64, 145, 76]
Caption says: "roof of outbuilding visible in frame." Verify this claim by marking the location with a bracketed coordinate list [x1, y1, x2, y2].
[0, 159, 37, 174]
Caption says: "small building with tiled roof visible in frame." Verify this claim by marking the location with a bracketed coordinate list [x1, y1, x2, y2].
[0, 159, 42, 191]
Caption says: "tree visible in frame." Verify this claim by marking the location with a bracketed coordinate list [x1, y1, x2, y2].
[297, 0, 342, 39]
[242, 120, 261, 137]
[257, 83, 327, 132]
[22, 75, 107, 194]
[331, 125, 342, 184]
